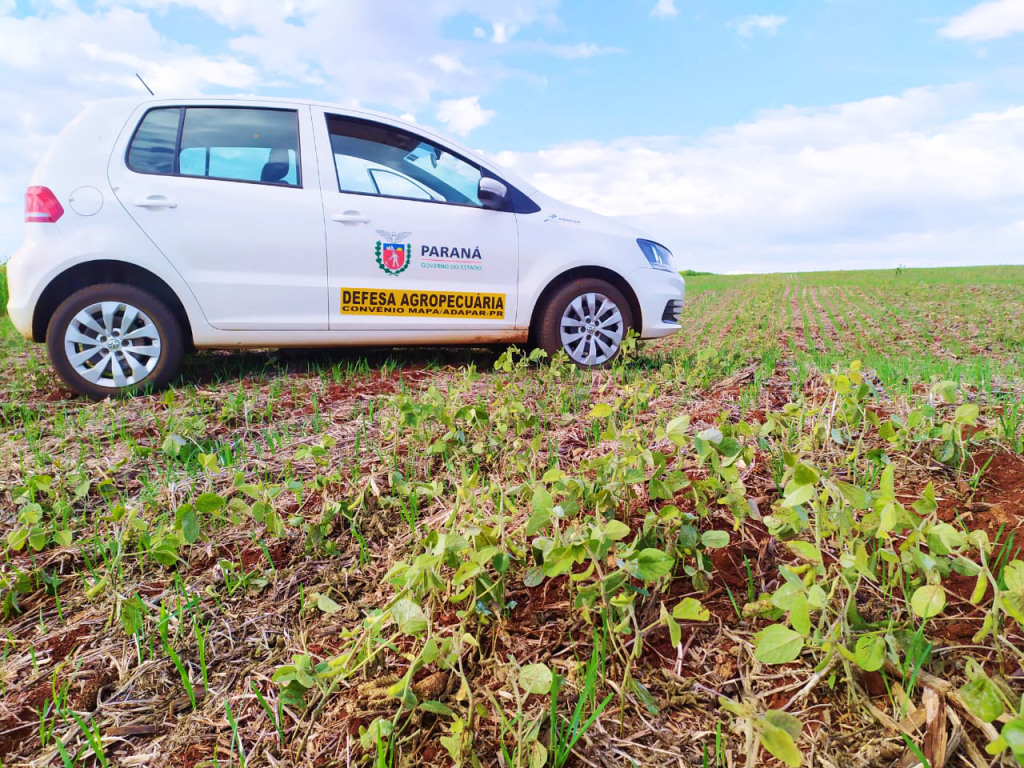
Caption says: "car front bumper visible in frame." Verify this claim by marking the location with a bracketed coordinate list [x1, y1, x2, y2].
[629, 267, 686, 338]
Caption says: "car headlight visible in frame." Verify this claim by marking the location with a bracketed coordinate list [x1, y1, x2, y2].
[637, 239, 675, 272]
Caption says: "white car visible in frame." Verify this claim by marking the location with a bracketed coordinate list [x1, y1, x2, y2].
[7, 96, 685, 398]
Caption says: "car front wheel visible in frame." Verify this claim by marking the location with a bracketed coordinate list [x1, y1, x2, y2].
[46, 283, 184, 399]
[536, 278, 634, 367]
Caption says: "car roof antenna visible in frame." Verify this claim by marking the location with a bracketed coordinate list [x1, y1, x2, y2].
[135, 73, 155, 96]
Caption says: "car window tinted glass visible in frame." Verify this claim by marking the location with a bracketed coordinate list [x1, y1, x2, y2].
[179, 147, 299, 186]
[127, 108, 180, 175]
[179, 108, 300, 185]
[327, 115, 481, 206]
[370, 170, 437, 201]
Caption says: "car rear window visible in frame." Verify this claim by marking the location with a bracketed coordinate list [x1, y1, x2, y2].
[126, 108, 179, 175]
[126, 106, 301, 187]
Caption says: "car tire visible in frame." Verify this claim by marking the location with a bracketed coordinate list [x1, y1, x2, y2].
[46, 283, 184, 399]
[535, 278, 634, 367]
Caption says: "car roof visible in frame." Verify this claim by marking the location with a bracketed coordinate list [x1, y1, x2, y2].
[87, 95, 536, 195]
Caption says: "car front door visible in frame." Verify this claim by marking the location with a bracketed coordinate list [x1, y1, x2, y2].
[311, 109, 519, 332]
[109, 103, 328, 330]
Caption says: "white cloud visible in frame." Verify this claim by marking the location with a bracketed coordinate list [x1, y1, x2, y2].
[939, 0, 1024, 41]
[547, 42, 624, 59]
[731, 14, 787, 37]
[430, 54, 469, 74]
[650, 0, 677, 18]
[492, 86, 1024, 272]
[436, 96, 496, 136]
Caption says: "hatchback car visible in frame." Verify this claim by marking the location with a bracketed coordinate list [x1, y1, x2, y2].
[6, 96, 685, 398]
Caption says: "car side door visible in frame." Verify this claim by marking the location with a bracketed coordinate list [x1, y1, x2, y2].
[310, 109, 520, 332]
[109, 102, 328, 330]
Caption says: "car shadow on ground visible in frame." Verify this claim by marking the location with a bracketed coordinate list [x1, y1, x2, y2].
[174, 344, 511, 389]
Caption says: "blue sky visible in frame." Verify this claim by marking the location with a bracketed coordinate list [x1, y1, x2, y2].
[2, 0, 1024, 272]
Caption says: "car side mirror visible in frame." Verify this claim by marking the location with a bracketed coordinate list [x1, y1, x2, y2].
[478, 177, 508, 210]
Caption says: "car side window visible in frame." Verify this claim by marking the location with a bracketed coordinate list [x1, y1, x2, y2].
[127, 107, 300, 187]
[326, 115, 482, 206]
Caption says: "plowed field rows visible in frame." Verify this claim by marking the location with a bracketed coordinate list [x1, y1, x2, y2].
[2, 264, 1024, 768]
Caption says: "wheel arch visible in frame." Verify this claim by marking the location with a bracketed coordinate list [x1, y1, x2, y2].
[527, 265, 642, 343]
[33, 260, 193, 346]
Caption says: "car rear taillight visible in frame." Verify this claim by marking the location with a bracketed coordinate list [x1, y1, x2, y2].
[25, 186, 64, 223]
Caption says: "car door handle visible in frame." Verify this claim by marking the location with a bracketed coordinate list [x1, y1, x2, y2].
[332, 211, 370, 225]
[134, 196, 177, 209]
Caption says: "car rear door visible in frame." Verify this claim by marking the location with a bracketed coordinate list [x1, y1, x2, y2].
[310, 108, 519, 332]
[109, 102, 328, 330]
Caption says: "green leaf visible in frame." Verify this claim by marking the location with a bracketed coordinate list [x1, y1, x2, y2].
[195, 492, 226, 514]
[392, 599, 428, 635]
[1004, 561, 1024, 593]
[251, 501, 272, 523]
[665, 613, 681, 647]
[786, 541, 822, 563]
[764, 710, 802, 739]
[789, 593, 811, 636]
[28, 527, 47, 551]
[53, 529, 72, 548]
[6, 529, 28, 551]
[960, 678, 1004, 723]
[911, 585, 947, 619]
[673, 597, 711, 622]
[934, 380, 958, 404]
[519, 663, 553, 695]
[955, 403, 980, 425]
[526, 486, 553, 535]
[836, 481, 871, 510]
[754, 624, 804, 665]
[529, 740, 548, 768]
[782, 484, 815, 508]
[588, 403, 612, 419]
[603, 520, 631, 541]
[359, 718, 394, 750]
[854, 635, 886, 672]
[701, 530, 730, 549]
[120, 596, 146, 636]
[913, 483, 938, 517]
[630, 548, 675, 581]
[174, 504, 200, 545]
[419, 700, 455, 717]
[523, 567, 544, 588]
[1001, 717, 1024, 756]
[759, 721, 802, 767]
[525, 509, 550, 536]
[793, 463, 819, 487]
[316, 593, 342, 614]
[279, 680, 307, 711]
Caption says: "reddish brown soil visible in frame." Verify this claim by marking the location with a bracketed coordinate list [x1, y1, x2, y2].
[929, 451, 1024, 644]
[939, 452, 1024, 559]
[188, 539, 294, 574]
[46, 624, 91, 663]
[173, 742, 215, 768]
[0, 666, 116, 760]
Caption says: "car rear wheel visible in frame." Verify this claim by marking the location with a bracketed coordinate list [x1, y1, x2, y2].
[536, 278, 634, 367]
[46, 283, 184, 399]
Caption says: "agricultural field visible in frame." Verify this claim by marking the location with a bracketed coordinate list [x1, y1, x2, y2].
[2, 264, 1024, 768]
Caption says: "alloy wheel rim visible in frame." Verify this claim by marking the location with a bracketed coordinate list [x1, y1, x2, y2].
[64, 301, 161, 388]
[559, 292, 624, 365]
